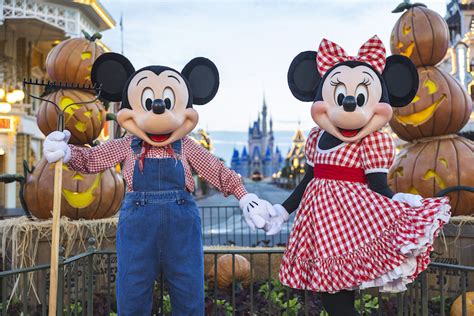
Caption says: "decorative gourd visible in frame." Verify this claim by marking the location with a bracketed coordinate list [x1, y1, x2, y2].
[23, 158, 125, 220]
[390, 2, 449, 66]
[45, 31, 105, 85]
[37, 89, 106, 145]
[390, 66, 472, 141]
[208, 254, 250, 288]
[389, 135, 474, 216]
[450, 292, 474, 316]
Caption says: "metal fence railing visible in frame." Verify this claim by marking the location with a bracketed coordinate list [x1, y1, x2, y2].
[0, 239, 473, 316]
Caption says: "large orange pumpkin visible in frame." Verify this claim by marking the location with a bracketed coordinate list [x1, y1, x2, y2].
[208, 254, 251, 289]
[45, 32, 105, 86]
[450, 292, 474, 316]
[389, 135, 474, 216]
[37, 89, 106, 145]
[390, 2, 449, 67]
[23, 158, 125, 220]
[389, 66, 472, 141]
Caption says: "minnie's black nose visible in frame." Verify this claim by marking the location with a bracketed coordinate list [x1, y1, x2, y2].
[152, 99, 166, 114]
[342, 96, 357, 112]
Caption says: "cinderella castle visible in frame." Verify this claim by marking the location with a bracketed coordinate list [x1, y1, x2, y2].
[231, 96, 283, 179]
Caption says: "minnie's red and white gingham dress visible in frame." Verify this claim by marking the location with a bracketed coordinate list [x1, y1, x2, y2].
[279, 128, 451, 293]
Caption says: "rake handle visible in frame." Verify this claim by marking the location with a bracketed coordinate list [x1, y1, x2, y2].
[48, 159, 63, 316]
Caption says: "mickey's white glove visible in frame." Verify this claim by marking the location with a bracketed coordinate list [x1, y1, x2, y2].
[266, 204, 290, 236]
[43, 130, 71, 163]
[392, 192, 423, 207]
[239, 193, 276, 231]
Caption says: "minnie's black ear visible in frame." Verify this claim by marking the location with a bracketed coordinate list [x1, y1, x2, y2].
[288, 51, 321, 102]
[382, 55, 419, 107]
[91, 53, 135, 102]
[182, 57, 219, 105]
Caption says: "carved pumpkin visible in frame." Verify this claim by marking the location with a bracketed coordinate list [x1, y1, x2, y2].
[208, 254, 250, 288]
[37, 89, 106, 145]
[23, 158, 125, 220]
[389, 135, 474, 216]
[389, 66, 472, 141]
[45, 32, 105, 86]
[450, 292, 474, 316]
[390, 2, 449, 67]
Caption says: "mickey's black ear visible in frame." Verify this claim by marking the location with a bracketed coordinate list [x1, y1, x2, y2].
[91, 53, 135, 102]
[382, 55, 419, 107]
[182, 57, 219, 105]
[288, 51, 321, 102]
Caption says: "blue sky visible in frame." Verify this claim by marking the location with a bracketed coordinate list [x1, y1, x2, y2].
[100, 0, 447, 131]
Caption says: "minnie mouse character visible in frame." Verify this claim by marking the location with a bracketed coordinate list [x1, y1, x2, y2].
[42, 53, 275, 315]
[267, 36, 451, 315]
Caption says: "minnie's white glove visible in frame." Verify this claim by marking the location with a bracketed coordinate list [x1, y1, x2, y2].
[265, 204, 290, 236]
[392, 192, 423, 207]
[43, 130, 71, 163]
[239, 193, 276, 231]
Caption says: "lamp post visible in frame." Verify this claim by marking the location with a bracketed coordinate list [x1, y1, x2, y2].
[0, 84, 25, 113]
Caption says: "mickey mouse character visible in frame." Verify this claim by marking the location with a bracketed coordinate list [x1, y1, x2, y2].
[267, 36, 451, 316]
[43, 53, 275, 315]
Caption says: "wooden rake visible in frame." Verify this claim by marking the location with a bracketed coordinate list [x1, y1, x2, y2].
[23, 79, 101, 315]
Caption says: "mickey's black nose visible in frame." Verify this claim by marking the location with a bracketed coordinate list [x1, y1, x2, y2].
[342, 96, 357, 112]
[152, 99, 166, 114]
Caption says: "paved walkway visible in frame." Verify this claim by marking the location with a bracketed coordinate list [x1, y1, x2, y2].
[197, 180, 294, 246]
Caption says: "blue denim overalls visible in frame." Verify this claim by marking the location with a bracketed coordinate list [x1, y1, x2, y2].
[116, 137, 204, 315]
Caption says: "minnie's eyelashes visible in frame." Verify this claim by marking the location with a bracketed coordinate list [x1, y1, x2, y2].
[360, 78, 371, 86]
[330, 78, 343, 86]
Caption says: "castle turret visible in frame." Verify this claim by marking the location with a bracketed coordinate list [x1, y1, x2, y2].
[264, 146, 273, 177]
[231, 148, 241, 174]
[240, 147, 249, 178]
[262, 94, 268, 136]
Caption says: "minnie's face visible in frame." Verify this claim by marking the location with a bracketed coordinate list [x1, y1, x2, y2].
[117, 69, 199, 147]
[311, 65, 392, 142]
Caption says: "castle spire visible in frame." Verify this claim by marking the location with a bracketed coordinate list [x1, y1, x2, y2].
[262, 91, 267, 136]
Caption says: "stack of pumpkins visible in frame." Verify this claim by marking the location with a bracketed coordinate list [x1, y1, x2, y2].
[23, 32, 125, 220]
[388, 2, 474, 216]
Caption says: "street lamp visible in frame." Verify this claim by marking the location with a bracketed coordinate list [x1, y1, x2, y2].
[0, 84, 26, 113]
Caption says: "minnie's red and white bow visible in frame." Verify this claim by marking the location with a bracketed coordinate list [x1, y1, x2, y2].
[316, 35, 386, 76]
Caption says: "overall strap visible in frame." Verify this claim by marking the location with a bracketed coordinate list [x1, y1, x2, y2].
[171, 139, 182, 156]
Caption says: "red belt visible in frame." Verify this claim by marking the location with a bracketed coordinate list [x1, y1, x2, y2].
[313, 164, 367, 183]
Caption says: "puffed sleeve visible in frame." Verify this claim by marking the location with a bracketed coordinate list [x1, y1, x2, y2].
[304, 127, 320, 166]
[360, 131, 395, 174]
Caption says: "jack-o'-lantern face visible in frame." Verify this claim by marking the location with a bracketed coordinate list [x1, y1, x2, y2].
[37, 89, 106, 145]
[389, 66, 472, 141]
[23, 158, 125, 220]
[388, 136, 474, 216]
[394, 69, 446, 127]
[390, 4, 449, 67]
[45, 35, 105, 86]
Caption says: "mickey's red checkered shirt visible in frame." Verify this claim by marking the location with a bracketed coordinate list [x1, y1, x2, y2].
[67, 136, 247, 199]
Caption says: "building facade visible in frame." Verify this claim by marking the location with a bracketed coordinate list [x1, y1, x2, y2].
[231, 96, 283, 179]
[441, 0, 474, 138]
[0, 0, 115, 211]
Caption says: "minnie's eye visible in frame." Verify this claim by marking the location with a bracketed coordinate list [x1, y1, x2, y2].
[163, 87, 175, 110]
[355, 84, 368, 107]
[334, 84, 346, 106]
[141, 88, 154, 111]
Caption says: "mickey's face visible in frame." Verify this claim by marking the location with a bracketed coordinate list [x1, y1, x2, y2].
[117, 69, 198, 147]
[91, 53, 219, 147]
[311, 64, 392, 142]
[287, 51, 418, 142]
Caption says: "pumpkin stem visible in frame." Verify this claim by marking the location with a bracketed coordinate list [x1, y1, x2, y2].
[106, 113, 117, 122]
[90, 33, 103, 42]
[392, 1, 427, 13]
[81, 30, 92, 40]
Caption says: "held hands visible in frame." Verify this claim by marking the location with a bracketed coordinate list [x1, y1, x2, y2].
[239, 193, 277, 231]
[265, 204, 290, 236]
[392, 192, 423, 207]
[43, 131, 71, 163]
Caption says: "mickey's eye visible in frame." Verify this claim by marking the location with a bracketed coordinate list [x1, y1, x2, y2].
[334, 84, 346, 106]
[355, 84, 368, 107]
[163, 87, 175, 110]
[141, 88, 154, 111]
